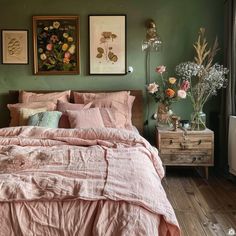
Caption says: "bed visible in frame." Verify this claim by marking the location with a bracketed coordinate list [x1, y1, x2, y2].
[0, 90, 180, 236]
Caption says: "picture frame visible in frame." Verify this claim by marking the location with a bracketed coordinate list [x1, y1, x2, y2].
[1, 29, 29, 64]
[88, 15, 127, 75]
[32, 16, 80, 75]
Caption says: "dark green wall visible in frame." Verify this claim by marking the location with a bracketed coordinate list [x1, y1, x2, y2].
[0, 0, 224, 140]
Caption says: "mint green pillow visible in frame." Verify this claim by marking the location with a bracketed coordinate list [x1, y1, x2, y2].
[27, 111, 62, 128]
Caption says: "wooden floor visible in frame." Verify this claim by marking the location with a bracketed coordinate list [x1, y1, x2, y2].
[162, 167, 236, 236]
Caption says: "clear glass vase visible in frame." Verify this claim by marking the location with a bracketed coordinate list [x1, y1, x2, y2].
[156, 103, 173, 128]
[190, 108, 206, 131]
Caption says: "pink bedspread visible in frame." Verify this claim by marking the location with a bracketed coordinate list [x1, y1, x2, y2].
[0, 126, 180, 236]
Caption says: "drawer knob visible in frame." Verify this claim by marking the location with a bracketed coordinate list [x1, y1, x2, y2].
[198, 140, 202, 145]
[192, 157, 197, 162]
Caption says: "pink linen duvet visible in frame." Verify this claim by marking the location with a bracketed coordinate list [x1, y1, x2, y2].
[0, 126, 180, 236]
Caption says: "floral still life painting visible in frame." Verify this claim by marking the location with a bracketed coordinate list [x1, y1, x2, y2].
[33, 16, 79, 75]
[89, 15, 126, 75]
[175, 28, 228, 130]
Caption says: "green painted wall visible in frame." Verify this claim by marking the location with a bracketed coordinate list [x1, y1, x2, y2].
[0, 0, 224, 140]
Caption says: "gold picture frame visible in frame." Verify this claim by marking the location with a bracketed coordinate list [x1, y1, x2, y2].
[1, 29, 29, 64]
[33, 16, 80, 75]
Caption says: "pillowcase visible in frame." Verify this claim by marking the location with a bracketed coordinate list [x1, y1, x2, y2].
[73, 91, 135, 129]
[19, 108, 48, 126]
[19, 90, 71, 103]
[7, 102, 56, 127]
[99, 107, 127, 128]
[27, 111, 62, 128]
[73, 91, 130, 104]
[87, 97, 136, 130]
[57, 101, 92, 128]
[67, 108, 105, 129]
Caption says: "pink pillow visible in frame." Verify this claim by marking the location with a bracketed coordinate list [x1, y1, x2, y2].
[7, 102, 56, 126]
[57, 101, 91, 128]
[19, 90, 71, 103]
[86, 99, 133, 130]
[73, 91, 130, 104]
[99, 107, 128, 129]
[67, 108, 105, 129]
[73, 91, 134, 129]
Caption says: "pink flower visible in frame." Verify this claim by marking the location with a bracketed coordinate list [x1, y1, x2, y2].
[177, 90, 187, 99]
[46, 44, 53, 51]
[155, 65, 166, 74]
[64, 52, 71, 59]
[50, 35, 58, 43]
[180, 80, 190, 91]
[147, 82, 159, 94]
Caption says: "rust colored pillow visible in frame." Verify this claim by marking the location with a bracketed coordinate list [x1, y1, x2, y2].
[19, 90, 71, 103]
[7, 102, 56, 127]
[57, 101, 91, 128]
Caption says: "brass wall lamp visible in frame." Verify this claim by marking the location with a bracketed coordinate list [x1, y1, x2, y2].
[142, 19, 163, 51]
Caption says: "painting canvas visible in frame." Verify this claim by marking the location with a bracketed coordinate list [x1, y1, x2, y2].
[89, 15, 127, 75]
[33, 16, 80, 75]
[1, 30, 28, 64]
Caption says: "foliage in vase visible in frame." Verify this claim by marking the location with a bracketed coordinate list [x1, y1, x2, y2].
[175, 28, 229, 129]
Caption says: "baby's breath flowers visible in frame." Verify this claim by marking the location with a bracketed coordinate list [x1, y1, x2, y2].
[175, 28, 229, 130]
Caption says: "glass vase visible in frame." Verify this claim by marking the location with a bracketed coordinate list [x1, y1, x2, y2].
[190, 108, 206, 131]
[156, 103, 173, 128]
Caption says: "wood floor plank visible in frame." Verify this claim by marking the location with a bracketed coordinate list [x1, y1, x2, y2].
[214, 213, 236, 235]
[176, 211, 207, 236]
[191, 176, 224, 212]
[207, 176, 236, 212]
[164, 168, 236, 236]
[163, 176, 194, 212]
[181, 177, 225, 236]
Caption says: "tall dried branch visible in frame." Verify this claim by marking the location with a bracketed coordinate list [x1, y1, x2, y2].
[205, 37, 220, 70]
[193, 28, 219, 69]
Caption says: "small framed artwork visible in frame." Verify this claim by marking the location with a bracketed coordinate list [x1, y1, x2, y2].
[32, 16, 80, 75]
[89, 15, 127, 75]
[1, 29, 29, 64]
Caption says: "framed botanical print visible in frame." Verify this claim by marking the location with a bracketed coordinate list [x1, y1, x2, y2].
[33, 16, 80, 75]
[1, 29, 29, 64]
[89, 15, 127, 75]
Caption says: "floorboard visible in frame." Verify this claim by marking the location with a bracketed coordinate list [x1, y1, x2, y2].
[163, 167, 236, 236]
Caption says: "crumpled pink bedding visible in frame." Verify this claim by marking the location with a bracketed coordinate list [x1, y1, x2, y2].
[0, 126, 180, 236]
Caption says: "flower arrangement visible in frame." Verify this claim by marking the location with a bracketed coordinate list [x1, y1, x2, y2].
[175, 28, 228, 130]
[37, 20, 77, 72]
[147, 65, 187, 126]
[147, 65, 187, 107]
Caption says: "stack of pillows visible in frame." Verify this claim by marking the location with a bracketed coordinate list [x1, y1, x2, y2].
[7, 90, 135, 130]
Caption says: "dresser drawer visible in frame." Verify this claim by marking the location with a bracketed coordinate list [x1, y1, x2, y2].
[161, 153, 213, 165]
[156, 128, 214, 167]
[158, 133, 212, 150]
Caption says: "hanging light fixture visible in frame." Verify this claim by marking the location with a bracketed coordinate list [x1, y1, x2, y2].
[142, 19, 163, 51]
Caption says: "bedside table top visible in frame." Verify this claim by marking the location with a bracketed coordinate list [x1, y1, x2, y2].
[156, 127, 214, 134]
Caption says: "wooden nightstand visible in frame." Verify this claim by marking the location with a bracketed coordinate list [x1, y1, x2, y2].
[155, 127, 214, 179]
